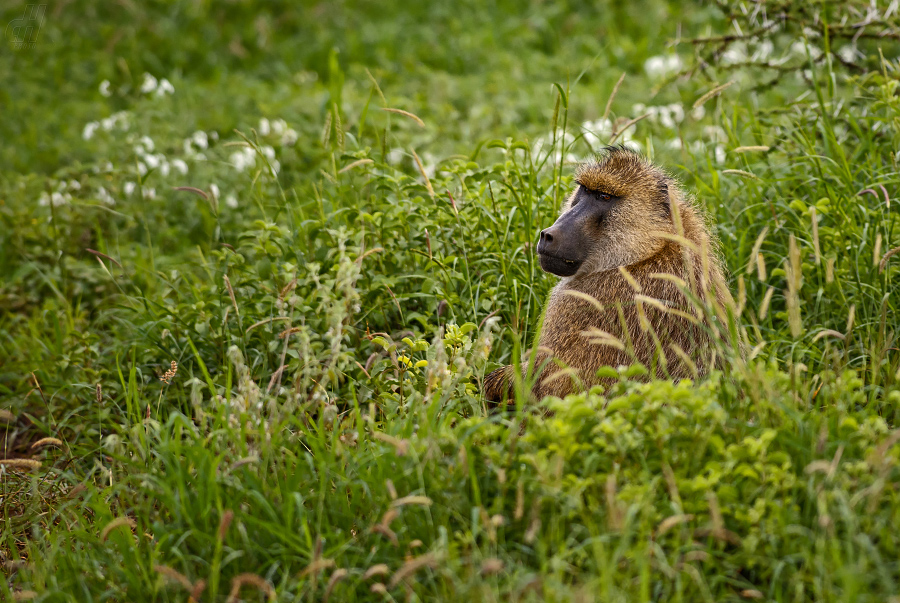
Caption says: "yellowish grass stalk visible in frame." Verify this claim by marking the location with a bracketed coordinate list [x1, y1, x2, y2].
[30, 437, 63, 451]
[390, 495, 433, 507]
[758, 286, 775, 320]
[603, 72, 626, 120]
[693, 81, 735, 110]
[810, 207, 821, 265]
[100, 517, 136, 541]
[655, 513, 695, 537]
[785, 235, 803, 338]
[410, 148, 435, 199]
[722, 169, 759, 180]
[226, 573, 275, 603]
[381, 107, 425, 128]
[372, 432, 409, 456]
[364, 564, 390, 579]
[0, 458, 41, 471]
[879, 245, 900, 273]
[338, 158, 374, 173]
[388, 553, 440, 588]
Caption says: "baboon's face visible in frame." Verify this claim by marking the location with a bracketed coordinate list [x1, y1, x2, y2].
[537, 152, 673, 278]
[537, 185, 616, 277]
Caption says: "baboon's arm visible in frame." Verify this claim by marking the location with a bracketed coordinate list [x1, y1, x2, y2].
[482, 365, 515, 403]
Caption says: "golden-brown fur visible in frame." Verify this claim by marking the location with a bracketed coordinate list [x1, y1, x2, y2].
[483, 147, 731, 402]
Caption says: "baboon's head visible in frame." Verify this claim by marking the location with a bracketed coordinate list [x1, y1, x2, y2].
[537, 147, 676, 278]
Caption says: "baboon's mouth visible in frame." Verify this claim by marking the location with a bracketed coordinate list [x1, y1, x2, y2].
[538, 252, 583, 277]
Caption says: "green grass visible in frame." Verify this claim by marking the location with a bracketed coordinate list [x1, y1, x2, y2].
[2, 0, 900, 601]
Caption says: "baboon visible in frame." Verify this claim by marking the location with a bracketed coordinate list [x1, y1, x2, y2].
[483, 146, 732, 403]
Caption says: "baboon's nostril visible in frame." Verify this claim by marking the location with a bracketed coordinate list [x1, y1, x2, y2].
[541, 230, 553, 243]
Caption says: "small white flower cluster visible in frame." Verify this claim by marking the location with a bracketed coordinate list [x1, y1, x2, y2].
[230, 143, 280, 176]
[581, 118, 640, 152]
[790, 40, 822, 61]
[227, 344, 262, 413]
[96, 186, 116, 205]
[82, 111, 130, 140]
[721, 40, 780, 66]
[644, 54, 684, 79]
[532, 131, 579, 164]
[140, 73, 174, 97]
[122, 181, 156, 200]
[837, 45, 860, 64]
[181, 130, 218, 161]
[386, 148, 405, 165]
[257, 118, 298, 146]
[632, 103, 688, 129]
[38, 179, 80, 207]
[132, 135, 189, 178]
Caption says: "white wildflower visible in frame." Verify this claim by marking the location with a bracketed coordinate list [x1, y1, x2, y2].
[229, 147, 256, 171]
[50, 192, 69, 207]
[143, 153, 160, 169]
[143, 187, 156, 200]
[658, 107, 676, 129]
[714, 144, 726, 164]
[225, 194, 239, 209]
[99, 80, 111, 97]
[124, 182, 136, 196]
[703, 125, 727, 143]
[171, 159, 188, 175]
[753, 40, 774, 62]
[137, 162, 148, 176]
[159, 159, 170, 177]
[386, 148, 404, 165]
[156, 78, 174, 96]
[644, 54, 683, 79]
[191, 130, 208, 150]
[258, 118, 271, 136]
[837, 45, 858, 64]
[722, 44, 747, 65]
[281, 128, 298, 146]
[582, 118, 613, 148]
[210, 183, 220, 200]
[68, 180, 81, 191]
[97, 187, 115, 205]
[667, 138, 683, 150]
[261, 145, 276, 161]
[138, 135, 154, 153]
[691, 105, 706, 120]
[271, 119, 287, 136]
[82, 121, 99, 140]
[791, 41, 822, 60]
[140, 73, 158, 94]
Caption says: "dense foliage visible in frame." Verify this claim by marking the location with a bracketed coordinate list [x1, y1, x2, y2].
[2, 0, 899, 601]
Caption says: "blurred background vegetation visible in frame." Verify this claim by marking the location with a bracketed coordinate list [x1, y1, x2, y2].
[2, 0, 900, 600]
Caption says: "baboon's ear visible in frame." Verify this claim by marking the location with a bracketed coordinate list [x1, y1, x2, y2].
[659, 180, 671, 217]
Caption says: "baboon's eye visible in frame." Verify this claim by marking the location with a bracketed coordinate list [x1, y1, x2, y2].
[599, 192, 611, 201]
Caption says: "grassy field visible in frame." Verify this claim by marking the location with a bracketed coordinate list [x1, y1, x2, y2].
[2, 0, 900, 600]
